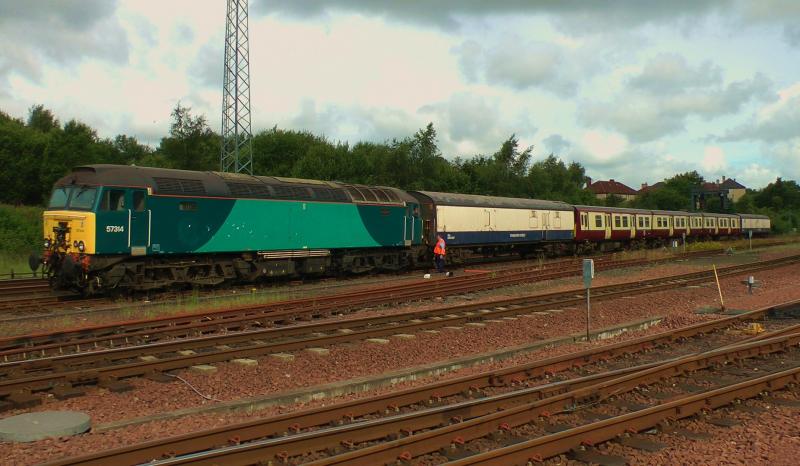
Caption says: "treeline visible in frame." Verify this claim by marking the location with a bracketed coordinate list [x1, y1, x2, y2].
[0, 103, 796, 233]
[0, 104, 594, 206]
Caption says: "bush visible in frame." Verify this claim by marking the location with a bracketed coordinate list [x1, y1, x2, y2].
[0, 203, 43, 257]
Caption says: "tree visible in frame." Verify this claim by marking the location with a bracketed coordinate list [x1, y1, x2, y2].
[632, 171, 703, 211]
[604, 194, 625, 207]
[113, 135, 153, 165]
[40, 119, 102, 199]
[158, 102, 218, 171]
[0, 111, 47, 204]
[27, 105, 59, 133]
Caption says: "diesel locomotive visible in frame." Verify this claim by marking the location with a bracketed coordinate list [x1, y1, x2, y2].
[36, 164, 771, 294]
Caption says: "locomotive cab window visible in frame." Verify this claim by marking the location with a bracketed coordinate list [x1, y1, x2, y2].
[133, 191, 146, 212]
[48, 187, 71, 209]
[69, 187, 97, 210]
[101, 190, 126, 211]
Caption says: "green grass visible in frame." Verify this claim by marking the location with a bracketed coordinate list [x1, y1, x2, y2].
[0, 203, 42, 253]
[0, 253, 36, 278]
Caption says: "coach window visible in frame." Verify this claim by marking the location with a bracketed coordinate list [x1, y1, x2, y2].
[622, 216, 629, 228]
[133, 191, 146, 212]
[581, 213, 588, 228]
[595, 215, 602, 228]
[101, 189, 126, 211]
[614, 216, 621, 228]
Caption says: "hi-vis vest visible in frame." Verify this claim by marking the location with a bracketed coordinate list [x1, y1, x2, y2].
[433, 238, 446, 256]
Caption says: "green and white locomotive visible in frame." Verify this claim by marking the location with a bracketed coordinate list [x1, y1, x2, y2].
[41, 165, 425, 293]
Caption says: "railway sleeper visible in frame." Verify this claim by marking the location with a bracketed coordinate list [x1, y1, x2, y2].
[98, 376, 134, 393]
[2, 391, 40, 411]
[52, 383, 84, 400]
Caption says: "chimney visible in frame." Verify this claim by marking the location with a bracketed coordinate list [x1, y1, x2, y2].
[609, 179, 615, 183]
[585, 176, 592, 188]
[641, 183, 648, 189]
[722, 176, 726, 182]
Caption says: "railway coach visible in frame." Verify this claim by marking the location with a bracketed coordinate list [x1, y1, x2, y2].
[739, 214, 771, 237]
[39, 165, 425, 293]
[410, 191, 575, 261]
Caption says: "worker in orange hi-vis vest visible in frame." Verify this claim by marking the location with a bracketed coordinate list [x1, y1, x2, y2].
[433, 234, 447, 274]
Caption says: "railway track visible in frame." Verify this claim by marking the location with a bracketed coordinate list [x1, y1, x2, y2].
[0, 251, 624, 317]
[0, 238, 792, 316]
[0, 278, 50, 300]
[40, 300, 800, 466]
[308, 327, 800, 466]
[0, 254, 798, 410]
[0, 247, 780, 354]
[0, 278, 105, 313]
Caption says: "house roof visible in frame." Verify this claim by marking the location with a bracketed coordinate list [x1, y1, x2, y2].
[720, 178, 746, 189]
[587, 179, 638, 196]
[697, 178, 747, 193]
[638, 181, 664, 194]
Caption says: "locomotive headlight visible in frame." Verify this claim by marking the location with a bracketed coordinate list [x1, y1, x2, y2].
[44, 239, 51, 249]
[78, 241, 85, 253]
[73, 240, 79, 248]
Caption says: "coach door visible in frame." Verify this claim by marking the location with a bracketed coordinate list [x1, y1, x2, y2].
[604, 214, 612, 240]
[542, 212, 550, 240]
[129, 189, 150, 256]
[403, 206, 414, 246]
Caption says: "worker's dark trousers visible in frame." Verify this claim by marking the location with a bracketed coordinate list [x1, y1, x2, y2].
[435, 255, 445, 273]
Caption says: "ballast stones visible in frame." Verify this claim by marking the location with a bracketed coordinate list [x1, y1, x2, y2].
[0, 411, 91, 442]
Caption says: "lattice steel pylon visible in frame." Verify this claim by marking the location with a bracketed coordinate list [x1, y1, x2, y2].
[220, 0, 253, 174]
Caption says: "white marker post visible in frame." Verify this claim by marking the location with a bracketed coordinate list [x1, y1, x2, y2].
[583, 259, 594, 341]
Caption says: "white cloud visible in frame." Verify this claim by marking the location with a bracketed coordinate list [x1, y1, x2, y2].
[579, 131, 628, 162]
[738, 163, 780, 188]
[581, 57, 774, 142]
[702, 146, 727, 172]
[454, 37, 577, 96]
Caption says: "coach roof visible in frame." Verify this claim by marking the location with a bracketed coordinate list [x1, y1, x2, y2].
[414, 191, 573, 211]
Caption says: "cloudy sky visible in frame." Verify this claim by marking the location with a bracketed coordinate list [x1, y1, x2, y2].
[1, 1, 799, 189]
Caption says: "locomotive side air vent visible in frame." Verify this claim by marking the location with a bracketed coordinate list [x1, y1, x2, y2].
[226, 182, 273, 199]
[153, 177, 207, 195]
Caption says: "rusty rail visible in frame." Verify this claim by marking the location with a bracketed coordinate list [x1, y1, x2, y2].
[301, 331, 800, 466]
[40, 300, 800, 466]
[0, 247, 747, 351]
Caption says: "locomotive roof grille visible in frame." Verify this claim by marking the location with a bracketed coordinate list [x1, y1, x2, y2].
[272, 185, 313, 200]
[312, 187, 350, 202]
[226, 182, 273, 199]
[153, 177, 207, 196]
